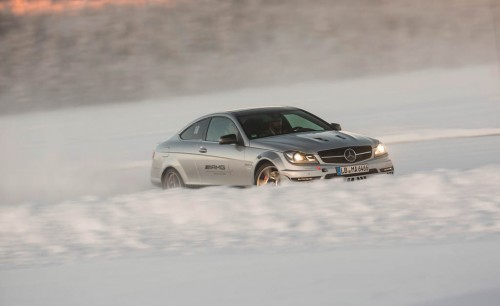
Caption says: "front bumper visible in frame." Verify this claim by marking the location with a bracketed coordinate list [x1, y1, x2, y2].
[279, 155, 394, 182]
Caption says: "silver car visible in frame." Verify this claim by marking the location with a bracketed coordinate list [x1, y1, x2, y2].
[151, 107, 394, 188]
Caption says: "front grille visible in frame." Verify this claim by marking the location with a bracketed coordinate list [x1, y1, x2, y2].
[318, 146, 372, 164]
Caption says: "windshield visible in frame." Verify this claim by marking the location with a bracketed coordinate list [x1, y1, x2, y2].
[237, 109, 332, 140]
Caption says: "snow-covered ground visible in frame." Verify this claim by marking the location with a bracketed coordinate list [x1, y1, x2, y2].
[1, 65, 500, 305]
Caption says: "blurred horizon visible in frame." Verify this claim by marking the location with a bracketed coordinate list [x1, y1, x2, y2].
[1, 0, 499, 114]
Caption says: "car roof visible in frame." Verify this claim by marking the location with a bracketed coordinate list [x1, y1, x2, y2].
[227, 106, 300, 117]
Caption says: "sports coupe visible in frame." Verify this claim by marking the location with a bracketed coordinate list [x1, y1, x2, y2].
[151, 107, 394, 188]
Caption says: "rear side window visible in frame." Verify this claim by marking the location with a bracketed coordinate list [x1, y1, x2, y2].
[180, 118, 210, 140]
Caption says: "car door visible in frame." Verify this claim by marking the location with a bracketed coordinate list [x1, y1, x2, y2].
[174, 118, 210, 185]
[196, 116, 249, 186]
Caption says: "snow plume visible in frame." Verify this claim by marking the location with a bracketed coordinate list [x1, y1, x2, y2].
[2, 166, 500, 267]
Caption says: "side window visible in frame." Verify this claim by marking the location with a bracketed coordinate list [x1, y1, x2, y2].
[206, 117, 239, 142]
[284, 114, 322, 130]
[180, 118, 210, 140]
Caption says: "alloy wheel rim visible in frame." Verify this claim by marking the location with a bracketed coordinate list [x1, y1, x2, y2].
[257, 166, 280, 186]
[166, 172, 181, 188]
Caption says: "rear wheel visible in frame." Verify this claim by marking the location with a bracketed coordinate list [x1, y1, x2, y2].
[162, 168, 185, 189]
[255, 162, 281, 186]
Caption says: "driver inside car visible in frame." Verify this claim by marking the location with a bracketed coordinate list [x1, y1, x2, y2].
[266, 117, 283, 135]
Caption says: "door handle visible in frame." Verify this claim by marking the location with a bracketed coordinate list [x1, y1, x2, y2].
[199, 147, 207, 153]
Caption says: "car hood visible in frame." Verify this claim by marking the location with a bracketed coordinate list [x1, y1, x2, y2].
[249, 130, 378, 153]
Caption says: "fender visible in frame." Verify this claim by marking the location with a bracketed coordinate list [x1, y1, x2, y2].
[253, 151, 287, 173]
[161, 158, 191, 185]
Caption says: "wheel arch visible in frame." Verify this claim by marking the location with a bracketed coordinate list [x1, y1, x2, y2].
[254, 159, 275, 176]
[161, 166, 186, 185]
[252, 151, 287, 184]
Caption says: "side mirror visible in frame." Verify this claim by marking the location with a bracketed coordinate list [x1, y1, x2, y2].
[219, 134, 239, 145]
[330, 123, 342, 131]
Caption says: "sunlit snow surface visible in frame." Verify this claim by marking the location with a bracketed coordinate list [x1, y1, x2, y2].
[1, 167, 500, 266]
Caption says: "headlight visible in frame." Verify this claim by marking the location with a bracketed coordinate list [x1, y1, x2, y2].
[374, 143, 387, 157]
[284, 151, 319, 164]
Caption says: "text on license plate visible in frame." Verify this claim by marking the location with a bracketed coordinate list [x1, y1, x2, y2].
[336, 164, 369, 176]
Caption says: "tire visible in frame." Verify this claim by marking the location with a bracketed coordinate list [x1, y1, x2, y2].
[162, 168, 185, 189]
[254, 162, 281, 186]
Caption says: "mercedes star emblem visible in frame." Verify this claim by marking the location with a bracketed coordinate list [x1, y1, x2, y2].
[344, 148, 356, 163]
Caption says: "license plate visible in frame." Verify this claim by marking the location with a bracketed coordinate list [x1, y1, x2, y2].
[337, 164, 369, 176]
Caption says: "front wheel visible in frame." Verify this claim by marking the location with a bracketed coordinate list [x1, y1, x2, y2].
[255, 162, 281, 186]
[162, 168, 185, 189]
